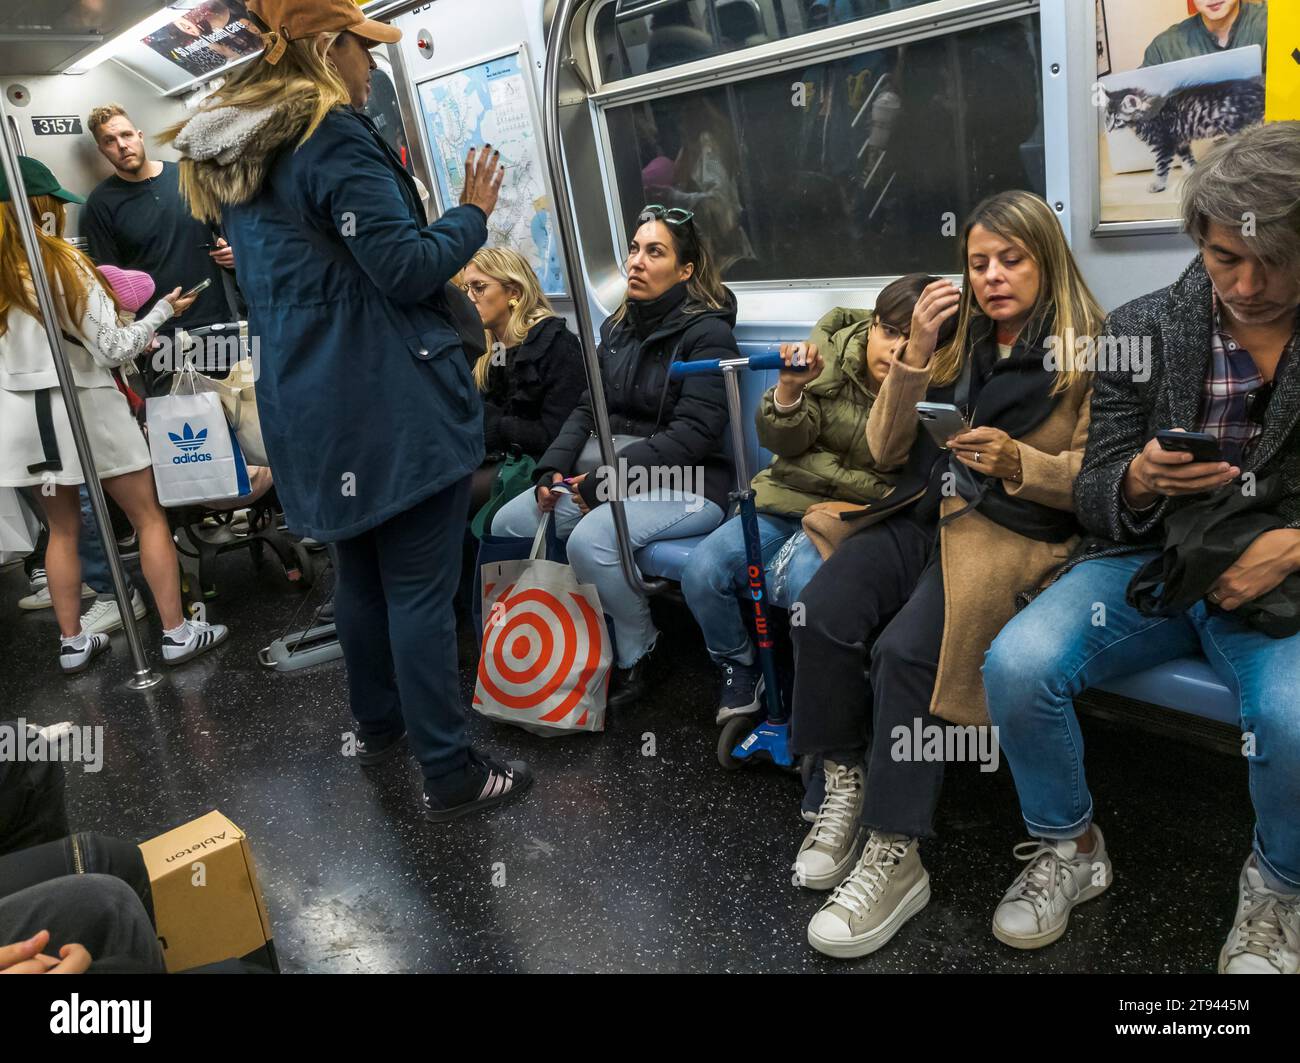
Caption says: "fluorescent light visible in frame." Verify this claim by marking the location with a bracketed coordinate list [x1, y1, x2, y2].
[64, 2, 198, 75]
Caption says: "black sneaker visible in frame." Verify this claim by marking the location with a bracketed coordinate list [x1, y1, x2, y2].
[355, 728, 406, 766]
[607, 651, 652, 712]
[715, 660, 765, 725]
[422, 751, 533, 823]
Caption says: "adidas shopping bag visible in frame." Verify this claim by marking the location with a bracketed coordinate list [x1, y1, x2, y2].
[474, 514, 612, 736]
[146, 369, 251, 508]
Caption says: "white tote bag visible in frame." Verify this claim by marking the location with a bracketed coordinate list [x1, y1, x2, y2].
[199, 357, 267, 466]
[0, 487, 41, 564]
[473, 515, 613, 736]
[146, 369, 251, 507]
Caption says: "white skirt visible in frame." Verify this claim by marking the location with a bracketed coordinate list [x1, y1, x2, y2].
[0, 384, 152, 488]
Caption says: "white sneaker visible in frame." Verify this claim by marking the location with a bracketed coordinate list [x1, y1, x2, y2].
[992, 826, 1112, 949]
[1219, 855, 1300, 974]
[794, 760, 866, 890]
[81, 590, 147, 635]
[59, 632, 111, 674]
[161, 619, 229, 664]
[28, 567, 47, 592]
[20, 582, 95, 611]
[807, 832, 930, 959]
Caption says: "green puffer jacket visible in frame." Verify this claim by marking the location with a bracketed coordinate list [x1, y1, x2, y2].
[751, 307, 896, 516]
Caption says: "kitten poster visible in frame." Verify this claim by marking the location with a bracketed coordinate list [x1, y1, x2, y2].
[1095, 0, 1269, 231]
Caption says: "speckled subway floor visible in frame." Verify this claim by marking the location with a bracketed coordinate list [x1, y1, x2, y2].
[0, 547, 1254, 973]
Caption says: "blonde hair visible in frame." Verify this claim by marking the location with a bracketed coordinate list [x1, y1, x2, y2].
[0, 197, 122, 338]
[88, 103, 131, 141]
[466, 247, 556, 390]
[934, 191, 1104, 396]
[160, 33, 351, 221]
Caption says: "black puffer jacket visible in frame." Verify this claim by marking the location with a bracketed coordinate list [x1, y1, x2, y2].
[482, 316, 586, 459]
[537, 281, 736, 510]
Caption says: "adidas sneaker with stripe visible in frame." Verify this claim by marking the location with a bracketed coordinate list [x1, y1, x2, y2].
[161, 619, 230, 665]
[59, 632, 111, 674]
[423, 752, 534, 823]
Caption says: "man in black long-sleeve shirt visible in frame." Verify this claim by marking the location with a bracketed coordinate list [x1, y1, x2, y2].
[82, 103, 241, 392]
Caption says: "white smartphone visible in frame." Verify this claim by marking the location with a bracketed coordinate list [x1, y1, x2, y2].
[916, 402, 970, 449]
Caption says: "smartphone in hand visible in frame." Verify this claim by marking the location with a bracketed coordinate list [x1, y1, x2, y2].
[1155, 429, 1223, 464]
[916, 402, 970, 449]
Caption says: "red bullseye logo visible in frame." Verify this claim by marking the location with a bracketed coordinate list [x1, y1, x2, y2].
[475, 582, 610, 729]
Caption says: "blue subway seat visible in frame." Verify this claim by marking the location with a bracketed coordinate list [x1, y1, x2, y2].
[627, 336, 1237, 727]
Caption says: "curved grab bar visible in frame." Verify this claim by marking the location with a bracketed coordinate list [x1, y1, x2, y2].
[543, 0, 666, 595]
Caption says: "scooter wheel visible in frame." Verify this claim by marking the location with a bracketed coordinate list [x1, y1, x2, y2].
[717, 716, 754, 770]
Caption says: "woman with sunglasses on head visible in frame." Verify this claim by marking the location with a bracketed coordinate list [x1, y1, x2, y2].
[492, 205, 735, 709]
[787, 191, 1104, 958]
[460, 247, 586, 512]
[680, 275, 946, 724]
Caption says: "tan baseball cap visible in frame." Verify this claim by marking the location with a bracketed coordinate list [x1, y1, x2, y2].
[247, 0, 402, 65]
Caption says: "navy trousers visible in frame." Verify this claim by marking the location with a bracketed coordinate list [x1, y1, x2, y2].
[332, 476, 473, 781]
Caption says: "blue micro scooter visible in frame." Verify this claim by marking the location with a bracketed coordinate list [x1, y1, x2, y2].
[669, 350, 806, 771]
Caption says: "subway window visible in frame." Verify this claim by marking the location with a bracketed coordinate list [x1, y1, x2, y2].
[595, 0, 947, 82]
[603, 12, 1045, 282]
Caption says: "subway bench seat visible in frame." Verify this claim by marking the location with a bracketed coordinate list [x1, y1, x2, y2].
[628, 341, 1237, 728]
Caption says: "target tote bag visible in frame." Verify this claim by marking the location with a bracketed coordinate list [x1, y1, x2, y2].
[474, 513, 613, 736]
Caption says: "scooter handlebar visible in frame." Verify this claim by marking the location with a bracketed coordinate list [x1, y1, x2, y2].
[668, 351, 808, 379]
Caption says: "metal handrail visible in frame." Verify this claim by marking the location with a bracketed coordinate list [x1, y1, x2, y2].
[0, 97, 161, 689]
[544, 0, 666, 595]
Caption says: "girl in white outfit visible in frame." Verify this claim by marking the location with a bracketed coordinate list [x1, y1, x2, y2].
[0, 156, 229, 672]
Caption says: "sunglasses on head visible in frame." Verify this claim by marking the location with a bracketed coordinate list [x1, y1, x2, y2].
[638, 204, 695, 227]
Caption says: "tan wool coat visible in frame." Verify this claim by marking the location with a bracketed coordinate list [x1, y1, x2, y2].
[864, 357, 1092, 726]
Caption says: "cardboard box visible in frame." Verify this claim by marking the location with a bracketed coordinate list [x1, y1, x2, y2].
[138, 810, 277, 973]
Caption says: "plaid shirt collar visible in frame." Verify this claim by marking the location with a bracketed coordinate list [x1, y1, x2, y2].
[1199, 296, 1266, 467]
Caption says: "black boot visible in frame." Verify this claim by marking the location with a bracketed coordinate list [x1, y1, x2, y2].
[606, 651, 652, 711]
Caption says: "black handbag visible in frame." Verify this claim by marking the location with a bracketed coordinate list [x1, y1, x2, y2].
[1126, 475, 1300, 638]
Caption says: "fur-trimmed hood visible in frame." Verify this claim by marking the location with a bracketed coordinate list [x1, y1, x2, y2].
[171, 96, 318, 223]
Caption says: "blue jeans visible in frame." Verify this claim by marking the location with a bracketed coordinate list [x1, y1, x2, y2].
[79, 487, 132, 600]
[492, 487, 723, 668]
[681, 513, 824, 666]
[984, 553, 1300, 892]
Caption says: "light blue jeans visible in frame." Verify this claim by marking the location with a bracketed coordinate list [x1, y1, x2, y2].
[492, 487, 723, 668]
[983, 553, 1300, 893]
[680, 513, 824, 666]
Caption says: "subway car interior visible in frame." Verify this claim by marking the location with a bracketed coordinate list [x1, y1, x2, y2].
[0, 0, 1297, 987]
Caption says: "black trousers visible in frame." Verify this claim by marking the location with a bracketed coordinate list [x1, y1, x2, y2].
[333, 475, 473, 781]
[791, 516, 949, 838]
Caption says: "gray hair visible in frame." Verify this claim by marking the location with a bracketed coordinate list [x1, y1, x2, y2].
[1182, 121, 1300, 268]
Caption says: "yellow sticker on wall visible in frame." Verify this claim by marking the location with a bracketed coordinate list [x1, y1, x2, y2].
[1265, 1, 1300, 121]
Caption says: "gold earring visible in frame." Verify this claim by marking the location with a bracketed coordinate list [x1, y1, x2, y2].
[508, 298, 519, 309]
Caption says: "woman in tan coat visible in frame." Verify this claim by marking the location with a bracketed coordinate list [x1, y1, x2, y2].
[786, 191, 1104, 959]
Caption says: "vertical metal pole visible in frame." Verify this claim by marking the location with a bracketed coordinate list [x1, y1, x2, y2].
[544, 0, 665, 596]
[0, 97, 162, 690]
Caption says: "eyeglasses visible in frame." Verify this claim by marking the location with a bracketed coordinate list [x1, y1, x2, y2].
[873, 317, 910, 341]
[460, 280, 500, 299]
[638, 204, 695, 227]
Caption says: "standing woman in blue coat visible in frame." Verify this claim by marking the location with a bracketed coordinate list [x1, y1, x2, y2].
[167, 0, 531, 821]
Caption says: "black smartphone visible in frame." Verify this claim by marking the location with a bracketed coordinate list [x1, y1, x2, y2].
[180, 278, 212, 300]
[1155, 429, 1223, 464]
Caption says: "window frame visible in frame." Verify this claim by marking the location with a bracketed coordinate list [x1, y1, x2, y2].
[583, 0, 1071, 297]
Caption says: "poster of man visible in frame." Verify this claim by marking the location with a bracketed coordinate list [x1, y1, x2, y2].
[1094, 0, 1269, 231]
[142, 0, 266, 80]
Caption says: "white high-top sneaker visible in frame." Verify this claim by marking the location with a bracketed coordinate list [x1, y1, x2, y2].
[806, 832, 930, 959]
[992, 826, 1112, 949]
[793, 760, 866, 890]
[1219, 855, 1300, 974]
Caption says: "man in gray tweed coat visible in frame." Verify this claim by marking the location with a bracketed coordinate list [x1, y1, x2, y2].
[982, 122, 1300, 974]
